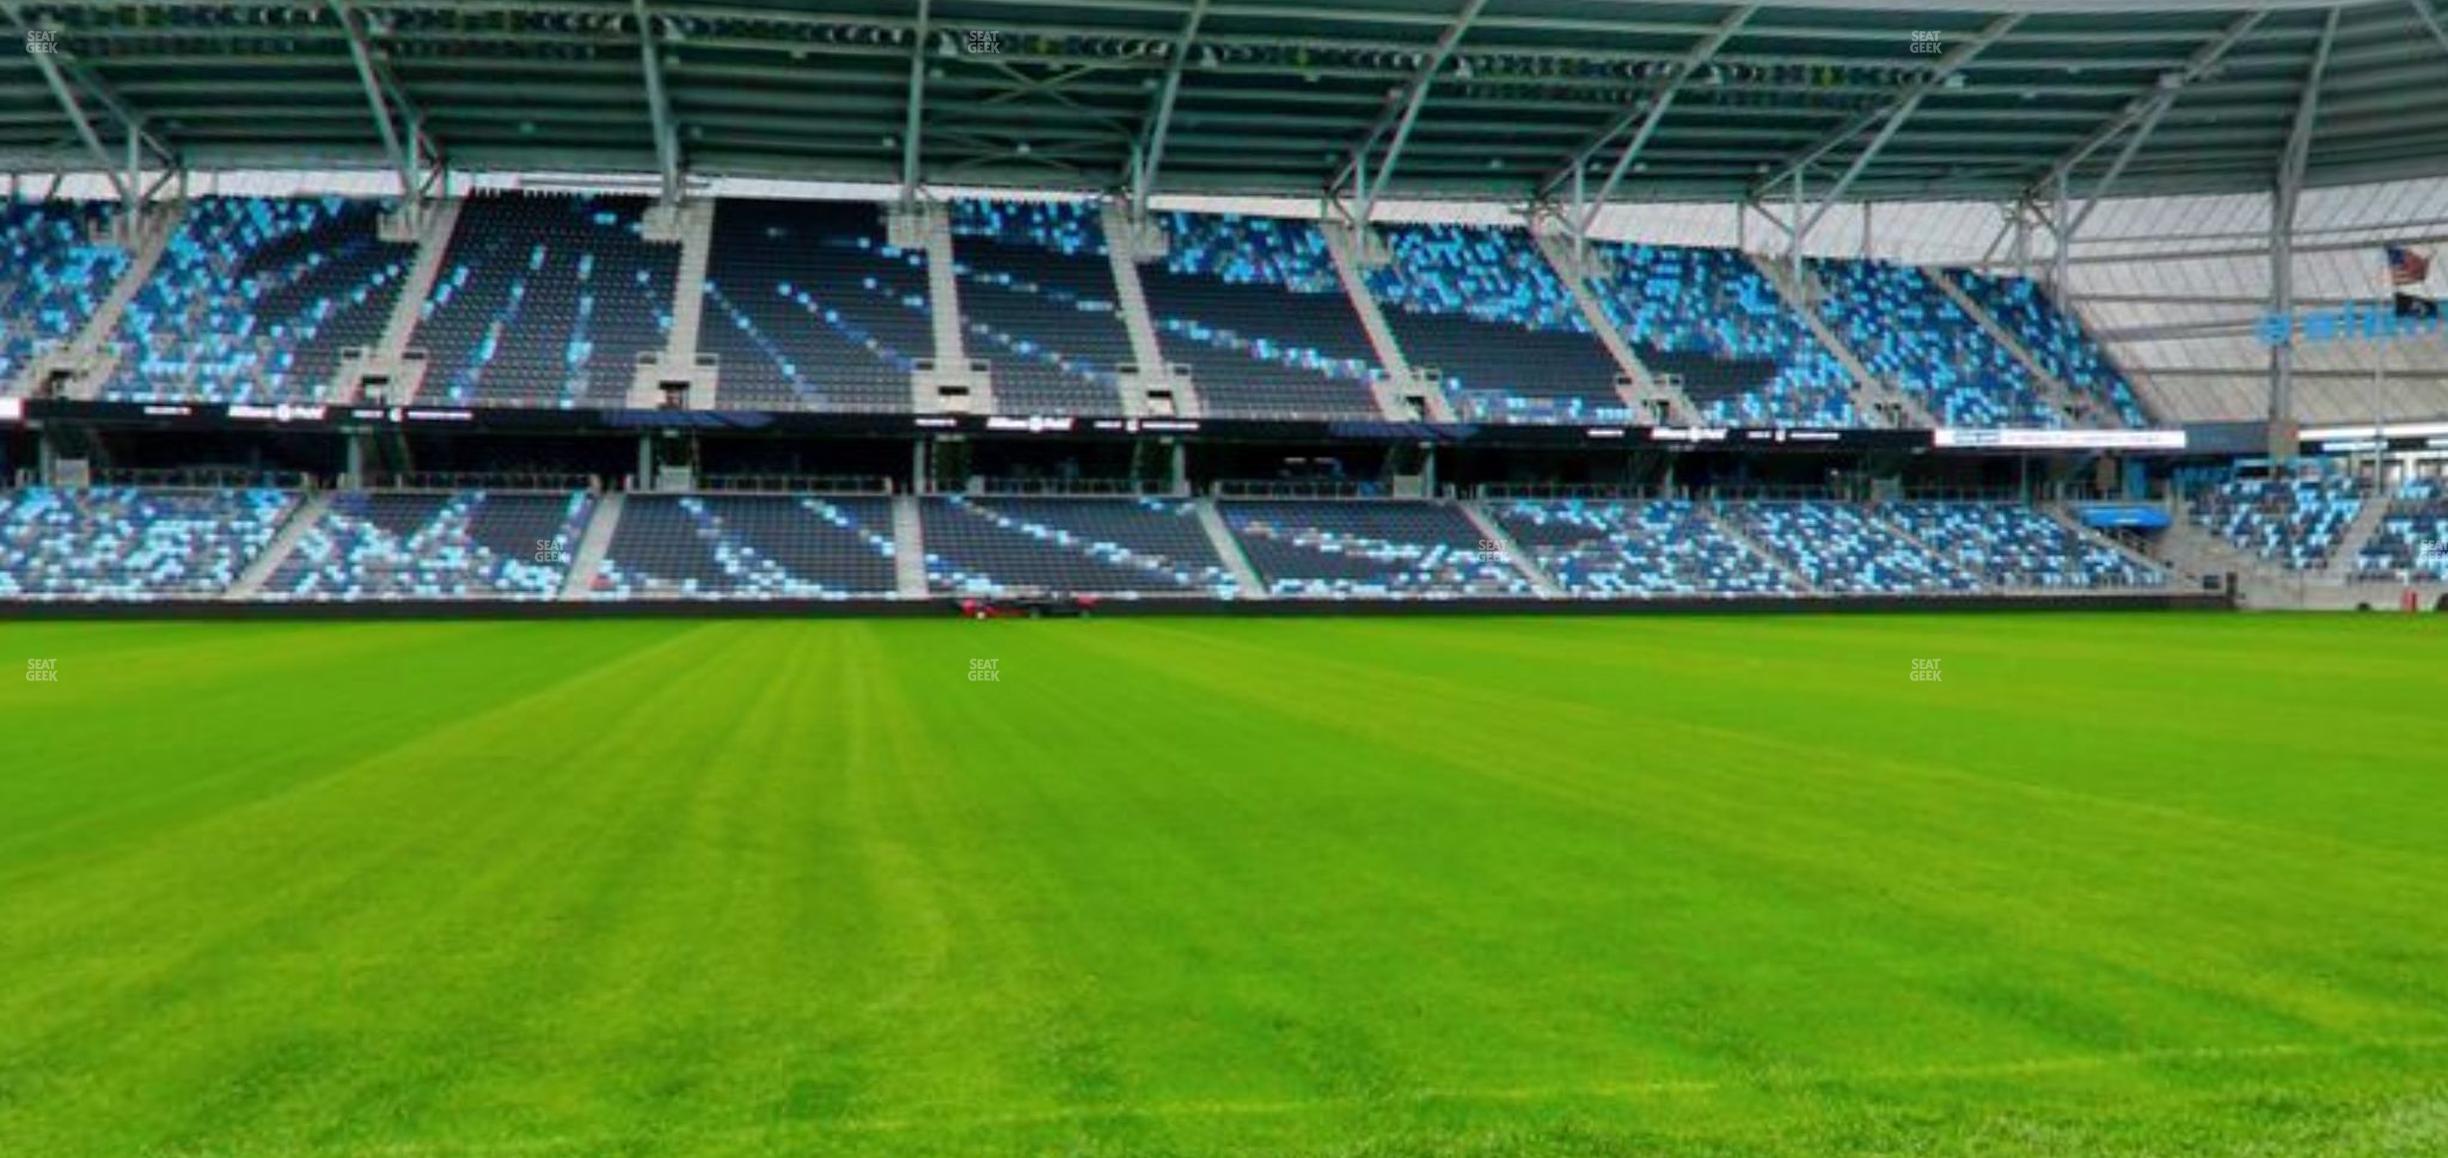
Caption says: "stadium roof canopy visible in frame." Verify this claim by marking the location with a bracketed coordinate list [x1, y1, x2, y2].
[1, 0, 2444, 214]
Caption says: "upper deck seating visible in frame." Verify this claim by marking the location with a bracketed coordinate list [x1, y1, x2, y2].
[0, 201, 127, 388]
[102, 197, 410, 403]
[413, 192, 676, 409]
[949, 200, 1132, 414]
[1364, 225, 1630, 425]
[1586, 242, 1858, 427]
[1950, 269, 2149, 427]
[702, 199, 933, 412]
[1141, 213, 1385, 419]
[1808, 257, 2058, 428]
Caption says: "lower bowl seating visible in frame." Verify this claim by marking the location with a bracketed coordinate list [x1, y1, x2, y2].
[1717, 501, 1981, 594]
[1222, 500, 1535, 598]
[1491, 500, 1792, 597]
[922, 497, 1240, 596]
[0, 487, 295, 600]
[1875, 502, 2166, 589]
[2189, 478, 2362, 570]
[265, 491, 594, 600]
[2353, 480, 2448, 580]
[591, 495, 899, 599]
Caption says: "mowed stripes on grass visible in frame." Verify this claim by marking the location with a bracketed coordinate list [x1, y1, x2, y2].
[1, 613, 2445, 1156]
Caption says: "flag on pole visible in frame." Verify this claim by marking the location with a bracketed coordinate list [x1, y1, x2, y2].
[2387, 246, 2438, 318]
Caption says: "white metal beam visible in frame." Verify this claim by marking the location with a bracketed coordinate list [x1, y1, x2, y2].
[1, 3, 177, 180]
[902, 0, 933, 202]
[2270, 5, 2340, 436]
[2410, 0, 2448, 62]
[2026, 11, 2267, 204]
[1129, 0, 1210, 207]
[1756, 14, 2020, 202]
[1553, 5, 1753, 240]
[1329, 0, 1491, 227]
[331, 0, 427, 220]
[633, 0, 683, 205]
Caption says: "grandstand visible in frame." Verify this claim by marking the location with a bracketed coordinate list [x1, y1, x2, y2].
[15, 4, 2448, 1157]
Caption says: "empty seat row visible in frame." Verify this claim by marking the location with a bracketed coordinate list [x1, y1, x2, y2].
[264, 490, 593, 600]
[1588, 242, 1858, 428]
[1365, 225, 1631, 425]
[1491, 499, 1793, 597]
[0, 487, 294, 599]
[1143, 212, 1386, 419]
[414, 192, 675, 409]
[1950, 269, 2149, 428]
[0, 200, 126, 388]
[1808, 257, 2058, 429]
[922, 496, 1239, 596]
[590, 494, 899, 599]
[703, 198, 931, 412]
[948, 200, 1135, 415]
[2353, 479, 2448, 580]
[105, 196, 411, 404]
[2190, 477, 2363, 570]
[1717, 500, 1982, 594]
[1876, 501, 2166, 589]
[1222, 500, 1536, 598]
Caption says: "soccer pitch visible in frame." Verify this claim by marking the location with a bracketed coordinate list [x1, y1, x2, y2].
[4, 614, 2446, 1156]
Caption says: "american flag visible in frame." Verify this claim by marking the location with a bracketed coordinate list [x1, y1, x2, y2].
[2386, 245, 2431, 287]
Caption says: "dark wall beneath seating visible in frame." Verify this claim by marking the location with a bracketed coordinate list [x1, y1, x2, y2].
[0, 593, 2235, 622]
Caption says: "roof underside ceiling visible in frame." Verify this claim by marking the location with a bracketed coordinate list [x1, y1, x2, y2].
[1, 0, 2444, 207]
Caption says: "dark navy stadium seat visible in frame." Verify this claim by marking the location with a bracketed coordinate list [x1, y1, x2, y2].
[1143, 213, 1385, 418]
[415, 192, 676, 409]
[702, 199, 932, 412]
[949, 200, 1132, 414]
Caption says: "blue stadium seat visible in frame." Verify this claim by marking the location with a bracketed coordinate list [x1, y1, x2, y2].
[1223, 500, 1535, 597]
[1808, 257, 2059, 428]
[1143, 213, 1385, 418]
[2355, 479, 2448, 580]
[103, 197, 411, 403]
[415, 192, 676, 409]
[1586, 242, 1859, 427]
[1717, 501, 1981, 594]
[949, 200, 1133, 414]
[0, 487, 294, 599]
[702, 199, 932, 412]
[1364, 225, 1631, 424]
[1876, 501, 2166, 589]
[1491, 499, 1792, 596]
[922, 496, 1240, 596]
[265, 491, 593, 600]
[0, 201, 126, 387]
[591, 495, 899, 598]
[1951, 269, 2149, 428]
[2189, 477, 2362, 570]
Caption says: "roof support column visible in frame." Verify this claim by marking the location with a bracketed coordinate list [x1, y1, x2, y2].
[633, 0, 683, 208]
[333, 0, 430, 231]
[900, 0, 932, 207]
[2270, 6, 2340, 452]
[1329, 0, 1491, 231]
[1128, 0, 1209, 216]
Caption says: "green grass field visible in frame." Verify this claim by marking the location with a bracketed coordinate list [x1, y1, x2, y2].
[4, 613, 2447, 1156]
